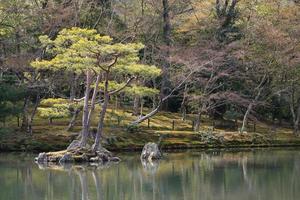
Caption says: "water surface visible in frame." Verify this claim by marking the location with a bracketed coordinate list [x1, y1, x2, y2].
[0, 148, 300, 200]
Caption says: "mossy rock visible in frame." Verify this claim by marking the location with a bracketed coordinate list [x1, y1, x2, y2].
[35, 147, 120, 164]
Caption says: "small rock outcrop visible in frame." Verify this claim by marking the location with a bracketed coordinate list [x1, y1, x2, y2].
[35, 147, 120, 164]
[140, 142, 162, 161]
[35, 152, 48, 163]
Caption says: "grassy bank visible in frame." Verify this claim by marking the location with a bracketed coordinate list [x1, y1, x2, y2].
[1, 106, 300, 152]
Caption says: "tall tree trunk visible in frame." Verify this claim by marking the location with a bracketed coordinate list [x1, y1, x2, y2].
[194, 103, 204, 132]
[114, 95, 118, 111]
[93, 73, 109, 151]
[87, 74, 101, 130]
[27, 94, 40, 135]
[69, 72, 78, 101]
[21, 96, 30, 131]
[140, 98, 144, 116]
[160, 0, 171, 110]
[181, 83, 188, 121]
[80, 70, 92, 147]
[290, 99, 300, 136]
[241, 75, 266, 133]
[162, 0, 171, 46]
[240, 103, 253, 134]
[194, 111, 202, 132]
[67, 108, 81, 131]
[67, 73, 80, 131]
[133, 96, 140, 116]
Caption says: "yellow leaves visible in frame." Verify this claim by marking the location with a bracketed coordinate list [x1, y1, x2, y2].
[0, 28, 10, 37]
[31, 59, 53, 70]
[115, 64, 161, 78]
[94, 35, 113, 43]
[124, 85, 159, 97]
[98, 42, 144, 56]
[40, 98, 69, 107]
[38, 98, 82, 119]
[96, 81, 159, 97]
[38, 107, 69, 119]
[32, 27, 160, 80]
[96, 81, 126, 91]
[38, 98, 71, 119]
[38, 35, 53, 47]
[59, 27, 98, 41]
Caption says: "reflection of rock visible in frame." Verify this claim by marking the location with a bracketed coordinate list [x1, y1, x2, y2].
[141, 159, 160, 175]
[109, 157, 121, 162]
[35, 147, 120, 164]
[140, 142, 162, 161]
[36, 161, 114, 171]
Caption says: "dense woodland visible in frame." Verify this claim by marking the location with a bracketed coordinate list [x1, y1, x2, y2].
[1, 0, 300, 150]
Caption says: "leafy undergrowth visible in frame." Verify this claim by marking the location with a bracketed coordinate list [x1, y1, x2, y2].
[1, 106, 300, 152]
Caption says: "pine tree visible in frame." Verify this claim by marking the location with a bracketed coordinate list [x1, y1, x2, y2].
[31, 27, 160, 150]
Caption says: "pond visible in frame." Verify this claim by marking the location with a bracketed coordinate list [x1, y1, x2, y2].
[0, 148, 299, 200]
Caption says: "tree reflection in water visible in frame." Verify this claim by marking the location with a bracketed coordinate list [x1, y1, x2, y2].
[1, 149, 300, 200]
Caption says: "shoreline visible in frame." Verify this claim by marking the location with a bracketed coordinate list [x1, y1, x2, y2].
[1, 140, 300, 153]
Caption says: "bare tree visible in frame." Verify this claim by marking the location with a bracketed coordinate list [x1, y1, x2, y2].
[240, 74, 267, 133]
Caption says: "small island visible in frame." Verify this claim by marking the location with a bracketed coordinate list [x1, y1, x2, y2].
[1, 0, 300, 199]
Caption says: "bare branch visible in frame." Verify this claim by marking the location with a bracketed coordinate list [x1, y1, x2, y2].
[108, 76, 135, 95]
[130, 60, 214, 125]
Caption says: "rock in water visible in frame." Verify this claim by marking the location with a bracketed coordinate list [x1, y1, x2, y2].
[35, 152, 48, 163]
[140, 142, 162, 161]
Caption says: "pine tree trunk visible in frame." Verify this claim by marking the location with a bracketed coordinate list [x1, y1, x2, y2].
[69, 72, 78, 101]
[67, 108, 81, 131]
[133, 96, 140, 116]
[194, 110, 202, 132]
[87, 74, 101, 130]
[80, 71, 92, 147]
[152, 96, 156, 110]
[140, 99, 144, 116]
[27, 95, 40, 135]
[93, 73, 109, 151]
[93, 93, 109, 151]
[114, 95, 118, 111]
[21, 97, 29, 131]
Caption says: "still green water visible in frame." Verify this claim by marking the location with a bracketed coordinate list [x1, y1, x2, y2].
[0, 149, 299, 200]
